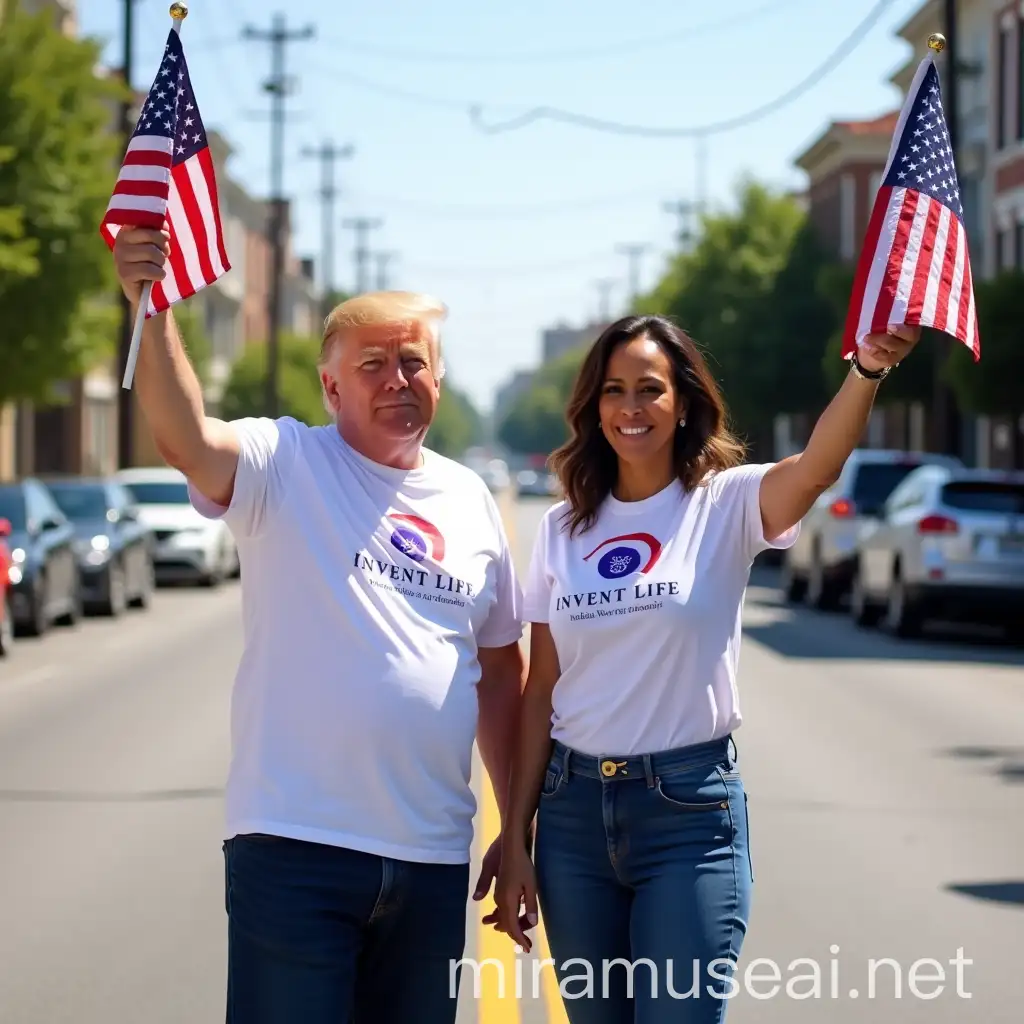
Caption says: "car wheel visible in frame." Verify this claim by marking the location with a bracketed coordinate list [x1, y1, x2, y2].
[850, 563, 882, 628]
[883, 569, 923, 638]
[104, 562, 127, 617]
[0, 595, 13, 656]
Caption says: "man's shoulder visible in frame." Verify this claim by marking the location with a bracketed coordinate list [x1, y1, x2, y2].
[422, 449, 494, 495]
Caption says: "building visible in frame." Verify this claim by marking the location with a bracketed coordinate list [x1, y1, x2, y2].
[890, 0, 1022, 467]
[541, 320, 608, 363]
[493, 369, 535, 427]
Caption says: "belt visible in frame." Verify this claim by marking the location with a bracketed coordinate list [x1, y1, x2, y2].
[551, 734, 735, 782]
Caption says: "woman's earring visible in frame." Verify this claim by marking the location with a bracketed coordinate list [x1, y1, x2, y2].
[678, 417, 686, 428]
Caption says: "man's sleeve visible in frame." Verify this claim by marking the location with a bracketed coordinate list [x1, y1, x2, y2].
[188, 416, 301, 539]
[476, 501, 525, 649]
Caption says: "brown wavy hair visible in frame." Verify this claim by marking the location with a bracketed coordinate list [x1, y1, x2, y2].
[549, 314, 746, 537]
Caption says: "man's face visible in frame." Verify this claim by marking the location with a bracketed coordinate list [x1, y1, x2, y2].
[321, 321, 441, 460]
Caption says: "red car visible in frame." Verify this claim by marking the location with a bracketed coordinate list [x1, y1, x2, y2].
[0, 516, 13, 656]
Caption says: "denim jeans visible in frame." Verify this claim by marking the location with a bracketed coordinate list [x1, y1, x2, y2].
[223, 834, 470, 1023]
[534, 735, 752, 1024]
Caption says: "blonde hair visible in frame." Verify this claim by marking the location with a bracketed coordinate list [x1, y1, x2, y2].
[319, 291, 448, 369]
[318, 290, 448, 415]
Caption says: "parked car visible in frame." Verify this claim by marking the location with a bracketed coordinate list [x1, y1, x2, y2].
[0, 478, 81, 635]
[0, 520, 14, 656]
[40, 475, 155, 616]
[781, 449, 963, 609]
[516, 469, 559, 498]
[116, 466, 238, 586]
[850, 466, 1024, 636]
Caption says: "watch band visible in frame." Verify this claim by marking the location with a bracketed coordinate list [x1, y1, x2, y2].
[850, 351, 891, 381]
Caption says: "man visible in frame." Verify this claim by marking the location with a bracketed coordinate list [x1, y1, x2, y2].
[112, 226, 525, 1023]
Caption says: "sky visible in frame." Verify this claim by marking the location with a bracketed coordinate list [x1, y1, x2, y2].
[78, 0, 928, 414]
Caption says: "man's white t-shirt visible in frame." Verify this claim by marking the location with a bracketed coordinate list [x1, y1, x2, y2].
[522, 464, 799, 756]
[189, 416, 523, 864]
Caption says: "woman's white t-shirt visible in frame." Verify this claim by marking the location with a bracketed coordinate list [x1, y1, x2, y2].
[522, 463, 799, 756]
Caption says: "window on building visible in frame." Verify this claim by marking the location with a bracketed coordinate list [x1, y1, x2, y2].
[1016, 222, 1024, 269]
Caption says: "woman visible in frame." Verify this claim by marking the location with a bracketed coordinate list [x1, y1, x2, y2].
[492, 313, 918, 1023]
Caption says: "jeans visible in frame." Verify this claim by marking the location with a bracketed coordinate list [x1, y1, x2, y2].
[223, 834, 470, 1023]
[534, 735, 752, 1024]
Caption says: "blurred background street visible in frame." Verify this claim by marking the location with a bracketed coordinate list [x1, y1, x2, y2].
[2, 0, 1024, 1020]
[0, 490, 1020, 1022]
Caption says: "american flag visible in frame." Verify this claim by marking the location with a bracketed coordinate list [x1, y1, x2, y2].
[100, 27, 230, 316]
[842, 53, 979, 361]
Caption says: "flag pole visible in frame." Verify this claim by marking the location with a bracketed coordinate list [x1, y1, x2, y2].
[121, 1, 189, 391]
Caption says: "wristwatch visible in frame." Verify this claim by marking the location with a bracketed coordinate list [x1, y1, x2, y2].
[850, 351, 892, 382]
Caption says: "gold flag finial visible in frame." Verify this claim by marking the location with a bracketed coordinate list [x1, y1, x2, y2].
[927, 33, 946, 53]
[169, 2, 188, 20]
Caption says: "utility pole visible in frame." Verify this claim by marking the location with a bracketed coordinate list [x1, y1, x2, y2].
[116, 0, 137, 468]
[374, 251, 397, 290]
[593, 278, 616, 322]
[342, 217, 383, 294]
[302, 139, 355, 322]
[663, 199, 696, 251]
[243, 14, 315, 419]
[932, 1, 960, 456]
[616, 244, 650, 308]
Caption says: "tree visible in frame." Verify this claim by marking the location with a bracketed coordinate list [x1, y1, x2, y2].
[0, 11, 127, 404]
[943, 270, 1024, 465]
[220, 334, 330, 426]
[427, 383, 482, 458]
[638, 179, 810, 450]
[497, 344, 588, 455]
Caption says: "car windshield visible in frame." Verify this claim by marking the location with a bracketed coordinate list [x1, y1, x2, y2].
[122, 480, 190, 505]
[45, 483, 109, 520]
[941, 481, 1024, 514]
[0, 488, 27, 531]
[852, 463, 926, 514]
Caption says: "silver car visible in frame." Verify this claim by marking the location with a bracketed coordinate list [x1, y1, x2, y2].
[850, 465, 1024, 636]
[781, 449, 963, 609]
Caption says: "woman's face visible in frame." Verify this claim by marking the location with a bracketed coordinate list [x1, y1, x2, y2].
[597, 335, 685, 468]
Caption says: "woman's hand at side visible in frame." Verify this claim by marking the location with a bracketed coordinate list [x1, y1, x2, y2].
[490, 839, 540, 952]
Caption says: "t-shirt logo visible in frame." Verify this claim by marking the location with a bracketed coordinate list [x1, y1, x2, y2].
[387, 513, 446, 564]
[583, 532, 662, 579]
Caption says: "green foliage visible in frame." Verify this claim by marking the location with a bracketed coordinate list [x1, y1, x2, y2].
[428, 383, 482, 458]
[0, 11, 128, 404]
[943, 270, 1024, 417]
[220, 334, 331, 426]
[497, 345, 587, 455]
[638, 178, 816, 443]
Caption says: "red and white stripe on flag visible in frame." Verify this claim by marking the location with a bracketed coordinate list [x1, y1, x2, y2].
[99, 136, 230, 318]
[842, 51, 980, 362]
[842, 184, 979, 361]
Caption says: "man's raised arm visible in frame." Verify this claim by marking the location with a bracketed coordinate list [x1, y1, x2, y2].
[114, 225, 240, 507]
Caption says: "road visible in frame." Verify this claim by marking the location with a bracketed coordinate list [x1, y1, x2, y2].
[0, 494, 1021, 1023]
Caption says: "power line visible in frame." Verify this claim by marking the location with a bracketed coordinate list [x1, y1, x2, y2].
[342, 217, 384, 293]
[470, 0, 895, 138]
[302, 139, 355, 320]
[314, 0, 805, 65]
[242, 13, 315, 419]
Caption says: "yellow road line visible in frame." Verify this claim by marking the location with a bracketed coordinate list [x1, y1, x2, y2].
[478, 769, 521, 1023]
[536, 915, 569, 1023]
[479, 484, 568, 1022]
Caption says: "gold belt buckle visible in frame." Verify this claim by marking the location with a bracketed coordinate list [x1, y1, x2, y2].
[601, 759, 627, 777]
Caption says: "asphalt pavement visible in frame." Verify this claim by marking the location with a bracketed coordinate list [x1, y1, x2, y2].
[0, 496, 1020, 1023]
